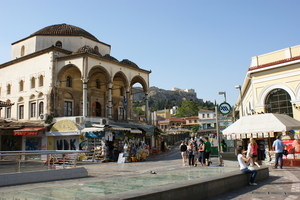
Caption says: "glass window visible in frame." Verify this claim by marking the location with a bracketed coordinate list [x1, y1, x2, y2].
[21, 45, 25, 56]
[19, 105, 24, 119]
[19, 80, 24, 91]
[55, 41, 62, 48]
[96, 79, 101, 89]
[64, 101, 72, 116]
[39, 75, 43, 87]
[7, 84, 11, 95]
[39, 102, 44, 115]
[6, 107, 11, 118]
[31, 77, 36, 89]
[265, 88, 293, 117]
[66, 76, 72, 87]
[31, 102, 36, 117]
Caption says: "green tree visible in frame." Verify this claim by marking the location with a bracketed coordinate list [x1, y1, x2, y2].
[191, 124, 200, 133]
[132, 107, 145, 116]
[177, 100, 200, 117]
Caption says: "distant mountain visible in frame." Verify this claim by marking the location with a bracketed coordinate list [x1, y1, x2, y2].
[132, 86, 204, 110]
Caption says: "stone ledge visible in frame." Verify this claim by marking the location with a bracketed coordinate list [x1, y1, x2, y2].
[90, 167, 269, 200]
[0, 167, 88, 187]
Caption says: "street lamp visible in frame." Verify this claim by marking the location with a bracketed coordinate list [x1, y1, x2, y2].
[235, 85, 243, 117]
[217, 91, 226, 166]
[219, 91, 226, 102]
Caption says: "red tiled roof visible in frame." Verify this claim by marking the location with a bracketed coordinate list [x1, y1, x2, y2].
[198, 109, 213, 113]
[248, 55, 300, 71]
[0, 101, 14, 107]
[186, 116, 198, 119]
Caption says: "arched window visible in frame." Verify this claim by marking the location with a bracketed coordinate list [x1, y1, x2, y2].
[7, 84, 11, 95]
[55, 41, 62, 48]
[96, 79, 101, 89]
[66, 76, 72, 87]
[94, 46, 99, 52]
[265, 88, 293, 117]
[21, 45, 25, 56]
[19, 80, 24, 91]
[31, 77, 36, 88]
[39, 75, 44, 87]
[39, 101, 44, 115]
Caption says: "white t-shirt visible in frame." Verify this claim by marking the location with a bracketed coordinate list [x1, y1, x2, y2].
[237, 154, 247, 170]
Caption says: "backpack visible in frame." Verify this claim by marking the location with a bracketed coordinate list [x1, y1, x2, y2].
[180, 144, 187, 151]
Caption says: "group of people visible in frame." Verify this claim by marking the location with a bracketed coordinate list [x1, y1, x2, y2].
[179, 137, 212, 167]
[237, 135, 285, 186]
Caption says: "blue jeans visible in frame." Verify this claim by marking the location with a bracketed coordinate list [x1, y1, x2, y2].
[241, 168, 257, 183]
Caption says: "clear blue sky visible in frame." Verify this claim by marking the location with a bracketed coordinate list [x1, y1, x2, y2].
[1, 0, 300, 106]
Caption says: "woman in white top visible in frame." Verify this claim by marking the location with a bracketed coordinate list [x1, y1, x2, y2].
[237, 146, 258, 186]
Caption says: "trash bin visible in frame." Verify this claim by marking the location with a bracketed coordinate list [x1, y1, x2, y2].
[211, 147, 218, 155]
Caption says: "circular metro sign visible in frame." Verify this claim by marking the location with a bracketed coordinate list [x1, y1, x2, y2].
[219, 102, 231, 115]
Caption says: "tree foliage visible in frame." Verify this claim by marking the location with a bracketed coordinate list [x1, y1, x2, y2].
[177, 100, 200, 117]
[191, 124, 200, 133]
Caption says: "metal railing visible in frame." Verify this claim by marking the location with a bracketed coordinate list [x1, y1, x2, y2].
[0, 150, 88, 174]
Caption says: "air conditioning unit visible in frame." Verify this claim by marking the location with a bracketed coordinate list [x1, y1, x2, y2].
[75, 116, 84, 124]
[40, 113, 48, 120]
[100, 118, 109, 125]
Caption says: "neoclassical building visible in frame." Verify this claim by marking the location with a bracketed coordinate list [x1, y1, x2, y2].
[236, 44, 300, 120]
[0, 24, 151, 151]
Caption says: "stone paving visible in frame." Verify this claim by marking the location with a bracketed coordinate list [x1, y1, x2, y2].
[0, 146, 299, 199]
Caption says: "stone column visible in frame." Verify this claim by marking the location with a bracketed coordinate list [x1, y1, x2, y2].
[145, 93, 149, 123]
[82, 79, 88, 117]
[108, 82, 113, 119]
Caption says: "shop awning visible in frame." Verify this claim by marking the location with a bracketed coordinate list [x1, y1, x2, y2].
[107, 125, 131, 131]
[14, 127, 44, 135]
[130, 129, 142, 134]
[222, 113, 300, 135]
[81, 127, 104, 133]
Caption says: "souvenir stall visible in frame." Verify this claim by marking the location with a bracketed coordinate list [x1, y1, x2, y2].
[222, 113, 300, 166]
[81, 125, 150, 163]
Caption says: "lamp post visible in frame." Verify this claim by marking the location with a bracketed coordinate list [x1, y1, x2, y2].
[235, 85, 243, 117]
[218, 91, 226, 102]
[216, 91, 226, 165]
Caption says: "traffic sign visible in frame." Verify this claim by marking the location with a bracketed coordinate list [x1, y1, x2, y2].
[219, 102, 231, 115]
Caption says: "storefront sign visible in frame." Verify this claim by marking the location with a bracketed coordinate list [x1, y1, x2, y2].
[50, 120, 79, 132]
[14, 127, 44, 135]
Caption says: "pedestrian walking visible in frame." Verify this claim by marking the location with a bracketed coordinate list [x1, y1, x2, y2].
[204, 137, 212, 166]
[179, 141, 187, 166]
[198, 139, 205, 166]
[218, 139, 227, 166]
[272, 135, 285, 169]
[237, 146, 258, 186]
[247, 138, 260, 168]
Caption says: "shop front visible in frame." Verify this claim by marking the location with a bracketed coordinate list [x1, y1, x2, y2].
[46, 119, 82, 150]
[14, 127, 46, 151]
[223, 113, 300, 166]
[81, 125, 150, 163]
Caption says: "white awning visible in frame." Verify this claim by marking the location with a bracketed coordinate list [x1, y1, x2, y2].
[46, 130, 81, 136]
[107, 126, 131, 131]
[222, 113, 300, 135]
[81, 127, 104, 133]
[130, 129, 142, 134]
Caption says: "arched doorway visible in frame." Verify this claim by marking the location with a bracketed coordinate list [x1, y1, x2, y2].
[92, 102, 101, 117]
[265, 88, 293, 117]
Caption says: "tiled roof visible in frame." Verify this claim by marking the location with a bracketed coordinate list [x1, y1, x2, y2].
[31, 23, 100, 42]
[72, 45, 101, 56]
[186, 116, 198, 119]
[0, 101, 14, 107]
[198, 109, 214, 113]
[248, 55, 300, 71]
[120, 59, 139, 69]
